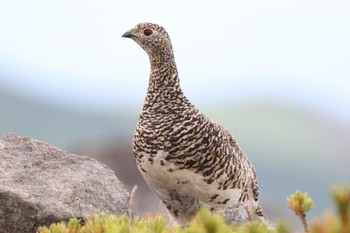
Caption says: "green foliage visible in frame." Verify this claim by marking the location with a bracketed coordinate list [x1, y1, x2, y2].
[180, 208, 234, 233]
[287, 190, 314, 215]
[37, 213, 171, 233]
[38, 218, 80, 233]
[287, 190, 314, 232]
[37, 185, 350, 233]
[37, 209, 279, 233]
[332, 184, 350, 227]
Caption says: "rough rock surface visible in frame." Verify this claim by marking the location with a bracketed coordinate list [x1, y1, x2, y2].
[0, 133, 129, 233]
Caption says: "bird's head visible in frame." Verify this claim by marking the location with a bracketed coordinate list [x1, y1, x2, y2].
[122, 23, 173, 57]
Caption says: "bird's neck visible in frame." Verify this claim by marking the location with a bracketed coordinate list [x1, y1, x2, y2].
[147, 51, 182, 98]
[143, 50, 193, 113]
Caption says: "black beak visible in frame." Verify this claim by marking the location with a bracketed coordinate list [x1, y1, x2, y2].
[122, 31, 134, 38]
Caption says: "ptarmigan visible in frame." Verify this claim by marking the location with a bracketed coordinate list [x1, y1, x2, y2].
[122, 22, 267, 225]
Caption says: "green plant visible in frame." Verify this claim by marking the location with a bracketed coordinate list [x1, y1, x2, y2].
[37, 185, 350, 233]
[332, 184, 350, 229]
[287, 190, 314, 233]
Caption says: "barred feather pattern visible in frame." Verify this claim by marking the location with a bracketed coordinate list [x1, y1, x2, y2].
[123, 22, 265, 225]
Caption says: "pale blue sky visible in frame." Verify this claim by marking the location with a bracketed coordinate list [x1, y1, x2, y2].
[0, 0, 349, 124]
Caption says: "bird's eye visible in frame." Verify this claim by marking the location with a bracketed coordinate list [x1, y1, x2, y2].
[143, 29, 153, 36]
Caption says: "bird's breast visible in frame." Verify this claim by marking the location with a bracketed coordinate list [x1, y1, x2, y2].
[137, 149, 244, 209]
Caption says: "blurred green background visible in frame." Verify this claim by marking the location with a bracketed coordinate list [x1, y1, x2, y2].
[1, 0, 349, 226]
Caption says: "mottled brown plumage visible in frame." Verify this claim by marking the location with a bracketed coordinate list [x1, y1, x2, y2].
[122, 23, 266, 225]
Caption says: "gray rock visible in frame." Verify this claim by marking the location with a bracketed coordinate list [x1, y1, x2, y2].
[223, 203, 275, 228]
[0, 133, 129, 233]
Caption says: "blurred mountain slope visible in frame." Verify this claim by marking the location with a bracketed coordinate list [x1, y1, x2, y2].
[0, 87, 137, 147]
